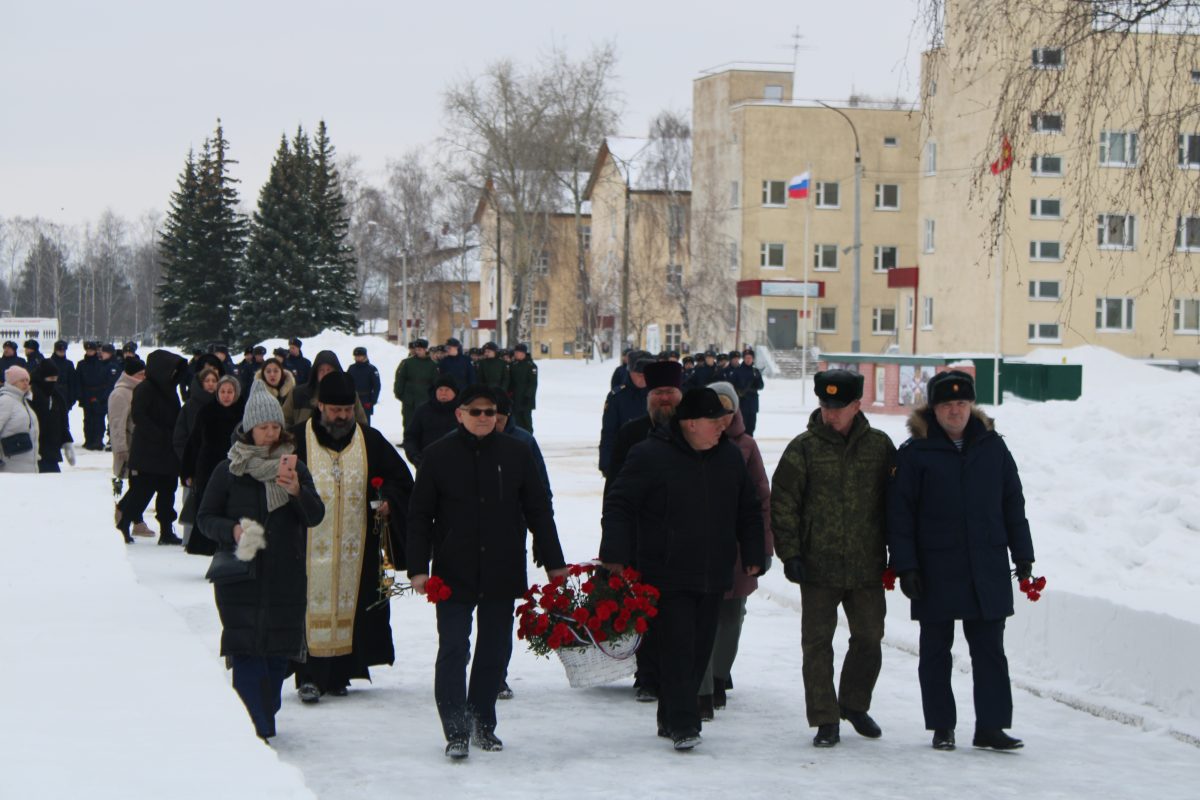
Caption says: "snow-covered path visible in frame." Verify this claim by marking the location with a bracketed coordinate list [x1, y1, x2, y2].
[4, 344, 1198, 798]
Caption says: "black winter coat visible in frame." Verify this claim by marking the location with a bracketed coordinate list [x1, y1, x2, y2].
[128, 351, 187, 477]
[402, 395, 459, 465]
[347, 361, 382, 410]
[197, 459, 325, 657]
[436, 353, 476, 391]
[78, 355, 120, 404]
[49, 354, 78, 408]
[181, 396, 246, 535]
[30, 377, 67, 464]
[598, 384, 647, 475]
[284, 353, 312, 386]
[603, 414, 654, 495]
[601, 422, 766, 594]
[887, 407, 1035, 622]
[406, 426, 566, 602]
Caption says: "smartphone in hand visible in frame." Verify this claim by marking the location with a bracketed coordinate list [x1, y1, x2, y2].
[279, 454, 298, 476]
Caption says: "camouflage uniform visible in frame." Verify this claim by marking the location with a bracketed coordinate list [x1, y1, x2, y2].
[770, 408, 895, 727]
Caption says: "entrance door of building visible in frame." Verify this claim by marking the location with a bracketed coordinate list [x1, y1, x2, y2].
[766, 308, 798, 349]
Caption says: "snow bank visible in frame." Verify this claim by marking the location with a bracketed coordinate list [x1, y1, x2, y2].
[0, 475, 314, 799]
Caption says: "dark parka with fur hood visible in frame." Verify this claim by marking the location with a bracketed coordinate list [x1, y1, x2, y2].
[771, 408, 895, 588]
[887, 405, 1034, 622]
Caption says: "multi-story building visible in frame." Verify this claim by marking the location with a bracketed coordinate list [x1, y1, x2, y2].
[585, 136, 692, 353]
[919, 0, 1200, 359]
[692, 66, 922, 355]
[475, 178, 595, 358]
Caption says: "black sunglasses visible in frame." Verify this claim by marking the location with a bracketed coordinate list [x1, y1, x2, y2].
[466, 407, 497, 417]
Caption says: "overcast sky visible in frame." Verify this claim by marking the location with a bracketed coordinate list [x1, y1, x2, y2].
[1, 0, 928, 226]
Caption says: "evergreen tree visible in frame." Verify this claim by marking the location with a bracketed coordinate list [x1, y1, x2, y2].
[157, 120, 247, 347]
[309, 120, 359, 332]
[238, 134, 319, 342]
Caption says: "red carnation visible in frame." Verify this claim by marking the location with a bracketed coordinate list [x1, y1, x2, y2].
[1027, 590, 1041, 602]
[581, 580, 595, 594]
[634, 617, 649, 634]
[1034, 576, 1047, 591]
[609, 575, 623, 590]
[622, 567, 641, 582]
[882, 568, 897, 591]
[370, 477, 384, 490]
[573, 607, 591, 624]
[425, 576, 452, 604]
[613, 619, 628, 633]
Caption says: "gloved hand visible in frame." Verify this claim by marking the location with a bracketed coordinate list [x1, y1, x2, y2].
[758, 554, 772, 576]
[1014, 561, 1034, 582]
[899, 570, 924, 600]
[783, 557, 806, 585]
[62, 443, 76, 466]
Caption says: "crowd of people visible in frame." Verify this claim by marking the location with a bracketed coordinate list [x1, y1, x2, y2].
[1, 332, 1036, 763]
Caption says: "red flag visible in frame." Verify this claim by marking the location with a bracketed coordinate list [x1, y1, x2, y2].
[989, 135, 1014, 175]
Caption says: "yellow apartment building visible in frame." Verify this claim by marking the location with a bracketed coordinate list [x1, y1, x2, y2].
[919, 0, 1200, 359]
[692, 66, 922, 355]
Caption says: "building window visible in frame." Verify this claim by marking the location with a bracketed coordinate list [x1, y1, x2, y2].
[667, 263, 683, 291]
[817, 306, 837, 333]
[451, 292, 471, 313]
[1096, 297, 1135, 331]
[1177, 216, 1200, 251]
[1192, 69, 1200, 84]
[1029, 280, 1061, 300]
[730, 181, 740, 207]
[760, 242, 785, 269]
[764, 84, 784, 101]
[534, 251, 550, 275]
[905, 295, 914, 329]
[1032, 112, 1064, 133]
[874, 184, 900, 210]
[1028, 323, 1061, 343]
[1099, 131, 1138, 167]
[1032, 47, 1064, 69]
[872, 307, 897, 334]
[815, 181, 840, 208]
[813, 244, 839, 271]
[581, 225, 591, 251]
[1174, 298, 1200, 333]
[729, 241, 739, 272]
[1030, 198, 1062, 219]
[563, 341, 574, 356]
[762, 180, 786, 207]
[1179, 134, 1200, 169]
[924, 141, 938, 175]
[1097, 214, 1135, 250]
[665, 323, 683, 350]
[1030, 240, 1062, 261]
[533, 300, 548, 327]
[922, 296, 934, 329]
[1031, 154, 1063, 176]
[923, 219, 936, 253]
[884, 136, 899, 147]
[873, 245, 898, 272]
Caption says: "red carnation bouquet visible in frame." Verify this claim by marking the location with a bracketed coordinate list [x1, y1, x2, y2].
[1018, 574, 1047, 602]
[517, 563, 659, 658]
[367, 476, 452, 608]
[882, 567, 897, 591]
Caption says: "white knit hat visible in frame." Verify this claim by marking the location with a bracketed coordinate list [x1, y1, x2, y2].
[242, 380, 284, 430]
[708, 381, 740, 414]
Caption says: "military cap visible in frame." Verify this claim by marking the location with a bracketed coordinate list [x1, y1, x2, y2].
[513, 343, 529, 354]
[412, 338, 429, 349]
[927, 369, 976, 405]
[352, 346, 367, 357]
[253, 345, 267, 356]
[23, 339, 39, 351]
[814, 369, 864, 409]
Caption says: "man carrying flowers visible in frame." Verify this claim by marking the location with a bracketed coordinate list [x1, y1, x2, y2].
[407, 385, 569, 760]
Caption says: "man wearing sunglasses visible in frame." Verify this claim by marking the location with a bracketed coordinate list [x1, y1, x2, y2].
[407, 384, 569, 760]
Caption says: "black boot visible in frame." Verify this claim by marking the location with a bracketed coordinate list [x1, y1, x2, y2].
[973, 728, 1023, 750]
[116, 511, 133, 544]
[840, 706, 882, 738]
[445, 739, 469, 760]
[932, 728, 956, 750]
[713, 677, 728, 710]
[697, 694, 715, 722]
[471, 721, 503, 752]
[158, 526, 183, 546]
[813, 723, 840, 747]
[297, 682, 321, 704]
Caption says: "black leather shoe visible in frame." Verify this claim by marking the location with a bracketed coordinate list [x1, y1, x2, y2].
[672, 729, 702, 751]
[635, 686, 658, 703]
[327, 686, 348, 697]
[840, 707, 882, 738]
[813, 723, 840, 747]
[445, 739, 469, 760]
[973, 729, 1023, 750]
[297, 683, 321, 704]
[497, 681, 514, 700]
[932, 729, 956, 750]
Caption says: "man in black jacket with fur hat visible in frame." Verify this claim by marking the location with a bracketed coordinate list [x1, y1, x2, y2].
[407, 384, 569, 760]
[291, 372, 413, 701]
[601, 387, 765, 751]
[887, 369, 1035, 752]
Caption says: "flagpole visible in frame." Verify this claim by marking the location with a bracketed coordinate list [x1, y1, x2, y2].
[801, 162, 813, 396]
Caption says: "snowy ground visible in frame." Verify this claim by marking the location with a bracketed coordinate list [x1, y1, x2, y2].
[2, 338, 1197, 797]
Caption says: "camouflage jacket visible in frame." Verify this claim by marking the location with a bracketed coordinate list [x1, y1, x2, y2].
[770, 409, 896, 588]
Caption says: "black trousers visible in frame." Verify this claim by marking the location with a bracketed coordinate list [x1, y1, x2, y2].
[918, 618, 1013, 731]
[118, 472, 178, 529]
[655, 590, 721, 736]
[83, 401, 107, 448]
[434, 598, 514, 741]
[741, 403, 758, 436]
[231, 655, 289, 738]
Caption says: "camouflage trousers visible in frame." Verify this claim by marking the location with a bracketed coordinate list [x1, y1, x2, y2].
[800, 584, 886, 727]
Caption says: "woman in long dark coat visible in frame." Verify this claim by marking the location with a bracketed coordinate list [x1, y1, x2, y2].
[197, 383, 324, 740]
[182, 374, 246, 555]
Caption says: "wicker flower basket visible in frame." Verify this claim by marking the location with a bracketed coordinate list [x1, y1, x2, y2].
[554, 634, 641, 689]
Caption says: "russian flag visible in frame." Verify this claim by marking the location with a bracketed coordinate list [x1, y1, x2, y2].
[788, 172, 811, 200]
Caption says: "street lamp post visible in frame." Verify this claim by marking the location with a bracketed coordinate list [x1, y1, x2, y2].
[818, 101, 862, 353]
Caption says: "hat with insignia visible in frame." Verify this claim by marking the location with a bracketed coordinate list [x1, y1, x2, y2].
[814, 369, 864, 409]
[927, 369, 976, 405]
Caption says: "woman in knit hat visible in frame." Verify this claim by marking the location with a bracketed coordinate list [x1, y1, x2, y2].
[196, 382, 325, 740]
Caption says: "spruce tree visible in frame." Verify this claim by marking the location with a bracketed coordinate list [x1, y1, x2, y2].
[157, 149, 203, 344]
[238, 134, 319, 342]
[309, 120, 359, 332]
